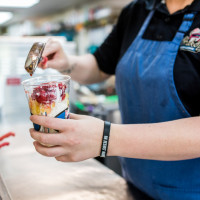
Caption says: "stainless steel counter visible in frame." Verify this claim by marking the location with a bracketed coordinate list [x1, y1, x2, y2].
[0, 123, 133, 200]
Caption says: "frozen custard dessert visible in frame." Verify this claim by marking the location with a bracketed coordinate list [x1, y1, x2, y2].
[22, 75, 71, 142]
[29, 81, 70, 124]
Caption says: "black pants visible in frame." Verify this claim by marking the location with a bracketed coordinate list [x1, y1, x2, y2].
[127, 182, 154, 200]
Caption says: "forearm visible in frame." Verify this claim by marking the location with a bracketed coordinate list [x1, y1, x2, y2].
[108, 117, 200, 161]
[62, 54, 110, 84]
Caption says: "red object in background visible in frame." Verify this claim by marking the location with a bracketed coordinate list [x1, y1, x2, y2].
[0, 142, 9, 148]
[0, 132, 15, 141]
[6, 77, 21, 86]
[0, 132, 15, 149]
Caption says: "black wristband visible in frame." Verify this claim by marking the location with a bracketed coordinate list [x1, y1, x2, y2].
[100, 121, 111, 157]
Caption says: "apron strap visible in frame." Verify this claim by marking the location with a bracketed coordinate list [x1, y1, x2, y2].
[137, 10, 155, 38]
[173, 12, 197, 44]
[178, 12, 197, 33]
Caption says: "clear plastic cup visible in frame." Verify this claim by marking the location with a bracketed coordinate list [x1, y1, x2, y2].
[22, 75, 71, 135]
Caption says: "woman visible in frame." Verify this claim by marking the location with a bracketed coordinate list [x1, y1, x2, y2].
[30, 0, 200, 199]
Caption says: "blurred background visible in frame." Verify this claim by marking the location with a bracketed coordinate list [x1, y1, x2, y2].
[0, 0, 132, 174]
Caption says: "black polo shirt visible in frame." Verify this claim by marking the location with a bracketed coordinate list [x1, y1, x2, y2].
[94, 0, 200, 116]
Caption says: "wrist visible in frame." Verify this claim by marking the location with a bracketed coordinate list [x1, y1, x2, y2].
[100, 121, 111, 157]
[107, 124, 121, 156]
[60, 55, 77, 74]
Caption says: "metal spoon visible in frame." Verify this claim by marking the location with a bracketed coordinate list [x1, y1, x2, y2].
[24, 42, 46, 76]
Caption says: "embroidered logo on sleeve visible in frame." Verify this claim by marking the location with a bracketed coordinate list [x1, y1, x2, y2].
[180, 28, 200, 53]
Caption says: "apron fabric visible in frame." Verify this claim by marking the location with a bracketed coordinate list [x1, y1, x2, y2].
[115, 10, 200, 200]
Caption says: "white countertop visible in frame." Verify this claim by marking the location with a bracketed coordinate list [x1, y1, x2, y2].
[0, 123, 133, 200]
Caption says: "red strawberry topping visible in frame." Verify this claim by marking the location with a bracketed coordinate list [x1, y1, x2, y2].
[31, 82, 67, 104]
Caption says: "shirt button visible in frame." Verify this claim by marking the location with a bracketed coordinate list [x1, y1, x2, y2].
[164, 17, 170, 23]
[156, 35, 163, 40]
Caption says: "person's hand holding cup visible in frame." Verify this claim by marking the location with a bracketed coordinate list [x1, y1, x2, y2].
[22, 75, 71, 146]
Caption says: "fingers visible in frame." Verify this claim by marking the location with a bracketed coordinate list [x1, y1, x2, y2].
[39, 58, 64, 70]
[30, 115, 67, 131]
[55, 155, 72, 162]
[55, 154, 80, 162]
[30, 128, 65, 146]
[38, 39, 62, 69]
[38, 58, 57, 70]
[30, 114, 89, 132]
[33, 141, 68, 157]
[43, 39, 61, 57]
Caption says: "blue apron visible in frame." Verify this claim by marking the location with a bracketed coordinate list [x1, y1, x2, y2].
[115, 10, 200, 200]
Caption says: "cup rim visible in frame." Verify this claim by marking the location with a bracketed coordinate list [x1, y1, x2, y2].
[21, 75, 71, 86]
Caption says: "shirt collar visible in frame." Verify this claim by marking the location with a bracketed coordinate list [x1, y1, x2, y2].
[145, 0, 160, 10]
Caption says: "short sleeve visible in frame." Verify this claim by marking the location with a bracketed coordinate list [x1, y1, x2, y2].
[93, 2, 136, 75]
